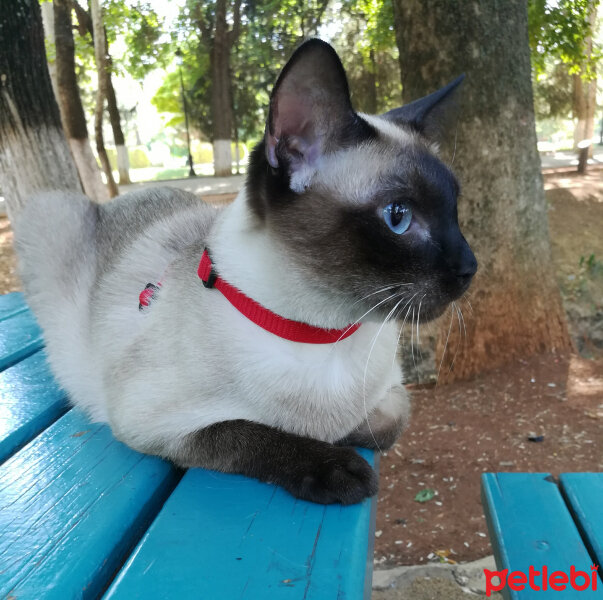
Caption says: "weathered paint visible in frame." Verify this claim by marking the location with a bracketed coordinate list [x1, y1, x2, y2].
[0, 349, 68, 463]
[0, 292, 28, 322]
[560, 473, 603, 574]
[0, 409, 179, 599]
[482, 473, 600, 599]
[0, 306, 44, 372]
[105, 448, 377, 600]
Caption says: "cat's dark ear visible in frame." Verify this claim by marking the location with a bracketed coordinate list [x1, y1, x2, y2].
[264, 39, 356, 182]
[383, 75, 464, 143]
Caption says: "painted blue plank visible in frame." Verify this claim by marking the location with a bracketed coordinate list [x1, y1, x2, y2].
[0, 350, 68, 463]
[482, 473, 600, 599]
[0, 409, 179, 599]
[105, 449, 378, 599]
[0, 308, 44, 372]
[560, 473, 603, 573]
[0, 292, 27, 322]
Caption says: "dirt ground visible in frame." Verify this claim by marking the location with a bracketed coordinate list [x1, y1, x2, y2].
[1, 171, 602, 570]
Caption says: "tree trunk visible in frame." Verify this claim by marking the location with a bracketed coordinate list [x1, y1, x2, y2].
[211, 0, 233, 177]
[392, 0, 572, 382]
[54, 0, 108, 202]
[572, 74, 597, 159]
[40, 1, 59, 98]
[90, 0, 118, 198]
[106, 50, 131, 184]
[572, 2, 597, 165]
[0, 0, 81, 220]
[366, 49, 378, 115]
[69, 0, 130, 185]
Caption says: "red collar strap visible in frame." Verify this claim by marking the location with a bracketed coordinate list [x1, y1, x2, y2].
[197, 248, 360, 344]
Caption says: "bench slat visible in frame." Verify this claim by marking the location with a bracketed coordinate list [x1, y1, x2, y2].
[0, 350, 68, 464]
[0, 292, 27, 322]
[104, 449, 377, 599]
[560, 473, 603, 570]
[0, 309, 44, 372]
[0, 409, 179, 599]
[482, 473, 599, 599]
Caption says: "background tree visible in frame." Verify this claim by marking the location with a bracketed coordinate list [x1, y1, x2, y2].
[90, 0, 119, 197]
[392, 0, 572, 381]
[54, 0, 108, 201]
[153, 0, 332, 163]
[0, 0, 81, 218]
[192, 0, 242, 176]
[71, 0, 130, 184]
[528, 0, 600, 164]
[330, 0, 402, 114]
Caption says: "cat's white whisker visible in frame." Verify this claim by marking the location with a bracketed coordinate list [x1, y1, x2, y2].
[447, 301, 463, 373]
[330, 290, 405, 350]
[436, 303, 455, 387]
[362, 295, 407, 452]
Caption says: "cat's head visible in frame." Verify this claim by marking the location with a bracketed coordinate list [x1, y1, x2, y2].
[246, 39, 477, 323]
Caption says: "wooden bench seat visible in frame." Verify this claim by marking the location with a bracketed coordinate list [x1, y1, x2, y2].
[0, 292, 377, 599]
[482, 472, 603, 599]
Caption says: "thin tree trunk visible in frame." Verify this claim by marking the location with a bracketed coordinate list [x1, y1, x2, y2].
[572, 2, 597, 166]
[0, 0, 81, 220]
[105, 48, 130, 184]
[572, 74, 597, 158]
[366, 49, 378, 115]
[90, 0, 118, 198]
[211, 0, 233, 177]
[54, 0, 108, 202]
[40, 1, 59, 98]
[70, 0, 130, 184]
[392, 0, 572, 382]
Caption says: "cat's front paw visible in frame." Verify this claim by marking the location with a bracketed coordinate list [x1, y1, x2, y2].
[292, 446, 378, 505]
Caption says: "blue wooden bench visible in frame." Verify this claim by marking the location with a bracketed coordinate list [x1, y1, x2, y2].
[0, 292, 377, 599]
[482, 472, 603, 599]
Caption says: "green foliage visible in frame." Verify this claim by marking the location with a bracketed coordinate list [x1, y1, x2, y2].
[330, 0, 402, 114]
[533, 61, 574, 119]
[528, 0, 600, 76]
[106, 145, 151, 169]
[152, 0, 332, 143]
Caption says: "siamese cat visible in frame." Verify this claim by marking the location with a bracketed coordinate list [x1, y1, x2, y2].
[14, 40, 476, 505]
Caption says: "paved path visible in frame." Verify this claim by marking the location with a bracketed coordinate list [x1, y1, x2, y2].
[119, 174, 245, 197]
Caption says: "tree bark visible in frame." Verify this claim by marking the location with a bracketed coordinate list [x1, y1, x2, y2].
[0, 0, 81, 220]
[54, 0, 108, 202]
[571, 2, 597, 165]
[40, 0, 59, 98]
[210, 0, 233, 176]
[90, 0, 118, 198]
[105, 48, 130, 184]
[197, 0, 242, 177]
[392, 0, 572, 382]
[71, 0, 129, 185]
[572, 74, 596, 159]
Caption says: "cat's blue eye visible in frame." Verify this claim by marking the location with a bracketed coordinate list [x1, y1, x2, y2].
[383, 203, 412, 234]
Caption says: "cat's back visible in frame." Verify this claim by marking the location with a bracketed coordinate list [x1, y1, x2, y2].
[95, 186, 215, 273]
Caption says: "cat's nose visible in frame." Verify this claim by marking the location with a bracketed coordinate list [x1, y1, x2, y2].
[456, 250, 477, 283]
[446, 238, 477, 290]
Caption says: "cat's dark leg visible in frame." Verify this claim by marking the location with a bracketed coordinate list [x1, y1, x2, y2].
[171, 420, 378, 505]
[336, 386, 410, 451]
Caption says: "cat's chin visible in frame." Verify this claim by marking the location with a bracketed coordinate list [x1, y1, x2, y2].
[416, 304, 449, 323]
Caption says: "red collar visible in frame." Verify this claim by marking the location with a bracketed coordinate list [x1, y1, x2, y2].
[197, 249, 360, 344]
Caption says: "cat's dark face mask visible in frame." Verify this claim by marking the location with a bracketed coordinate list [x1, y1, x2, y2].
[247, 39, 477, 324]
